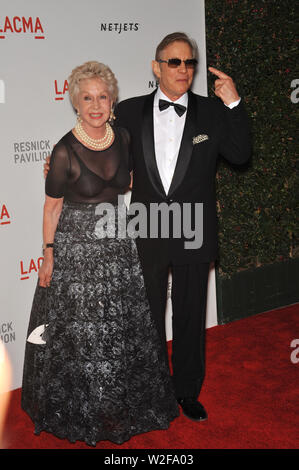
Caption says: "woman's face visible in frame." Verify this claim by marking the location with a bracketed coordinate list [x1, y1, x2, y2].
[76, 77, 112, 136]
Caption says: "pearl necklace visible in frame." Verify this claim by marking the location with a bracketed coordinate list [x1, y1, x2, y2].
[75, 119, 114, 150]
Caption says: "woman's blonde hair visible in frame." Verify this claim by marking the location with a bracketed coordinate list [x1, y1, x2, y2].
[68, 61, 118, 108]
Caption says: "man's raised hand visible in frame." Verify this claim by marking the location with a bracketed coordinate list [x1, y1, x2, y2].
[208, 67, 240, 106]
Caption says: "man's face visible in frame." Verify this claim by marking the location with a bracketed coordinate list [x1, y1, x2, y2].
[152, 41, 195, 101]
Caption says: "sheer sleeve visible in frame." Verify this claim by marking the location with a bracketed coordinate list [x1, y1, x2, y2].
[45, 141, 70, 198]
[118, 126, 133, 172]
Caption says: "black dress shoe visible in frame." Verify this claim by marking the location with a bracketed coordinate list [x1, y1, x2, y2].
[177, 398, 208, 422]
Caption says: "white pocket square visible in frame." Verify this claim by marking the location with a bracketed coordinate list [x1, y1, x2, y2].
[193, 134, 209, 145]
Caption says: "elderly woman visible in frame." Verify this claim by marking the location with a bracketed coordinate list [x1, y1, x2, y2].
[21, 61, 178, 446]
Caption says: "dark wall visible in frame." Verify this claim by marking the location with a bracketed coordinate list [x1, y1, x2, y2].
[205, 0, 298, 321]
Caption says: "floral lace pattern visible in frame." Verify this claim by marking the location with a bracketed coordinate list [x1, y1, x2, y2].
[22, 201, 179, 446]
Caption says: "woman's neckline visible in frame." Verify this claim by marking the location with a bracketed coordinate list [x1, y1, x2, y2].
[70, 128, 116, 152]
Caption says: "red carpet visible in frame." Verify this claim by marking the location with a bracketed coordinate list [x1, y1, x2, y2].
[2, 304, 299, 449]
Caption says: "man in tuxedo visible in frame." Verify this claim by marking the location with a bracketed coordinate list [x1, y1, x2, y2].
[44, 32, 250, 421]
[115, 32, 251, 422]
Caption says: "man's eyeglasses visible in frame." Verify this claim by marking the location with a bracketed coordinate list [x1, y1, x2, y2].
[157, 58, 198, 69]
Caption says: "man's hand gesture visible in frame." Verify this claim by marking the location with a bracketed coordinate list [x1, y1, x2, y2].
[209, 67, 240, 106]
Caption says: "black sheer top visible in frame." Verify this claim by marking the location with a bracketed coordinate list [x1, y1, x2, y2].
[45, 127, 132, 204]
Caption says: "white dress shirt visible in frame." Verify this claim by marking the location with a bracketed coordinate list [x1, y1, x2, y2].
[153, 87, 241, 195]
[154, 88, 188, 195]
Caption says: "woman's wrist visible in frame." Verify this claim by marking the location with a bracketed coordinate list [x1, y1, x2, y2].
[43, 248, 54, 260]
[42, 242, 54, 251]
[42, 242, 54, 255]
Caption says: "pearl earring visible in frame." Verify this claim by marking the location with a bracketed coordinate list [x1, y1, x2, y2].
[109, 109, 116, 122]
[76, 110, 82, 123]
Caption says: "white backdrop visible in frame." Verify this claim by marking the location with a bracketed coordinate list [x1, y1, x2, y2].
[0, 0, 217, 391]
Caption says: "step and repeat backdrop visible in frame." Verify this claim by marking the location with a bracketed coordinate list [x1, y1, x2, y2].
[0, 0, 217, 391]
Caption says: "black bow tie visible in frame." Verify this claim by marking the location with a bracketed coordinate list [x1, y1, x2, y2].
[159, 99, 186, 117]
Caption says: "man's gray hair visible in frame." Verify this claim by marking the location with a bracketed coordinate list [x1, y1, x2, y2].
[155, 32, 198, 61]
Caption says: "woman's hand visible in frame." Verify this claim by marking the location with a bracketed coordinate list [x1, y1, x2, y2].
[129, 171, 133, 189]
[38, 253, 54, 287]
[43, 155, 51, 179]
[40, 195, 63, 288]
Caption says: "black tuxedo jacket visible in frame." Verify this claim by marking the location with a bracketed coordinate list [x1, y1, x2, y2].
[115, 90, 251, 266]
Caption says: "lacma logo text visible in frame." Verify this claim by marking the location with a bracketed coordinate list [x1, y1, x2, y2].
[20, 256, 44, 281]
[0, 16, 45, 39]
[0, 203, 10, 226]
[54, 79, 69, 101]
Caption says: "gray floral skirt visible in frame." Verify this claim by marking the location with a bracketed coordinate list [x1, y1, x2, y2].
[21, 200, 179, 446]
